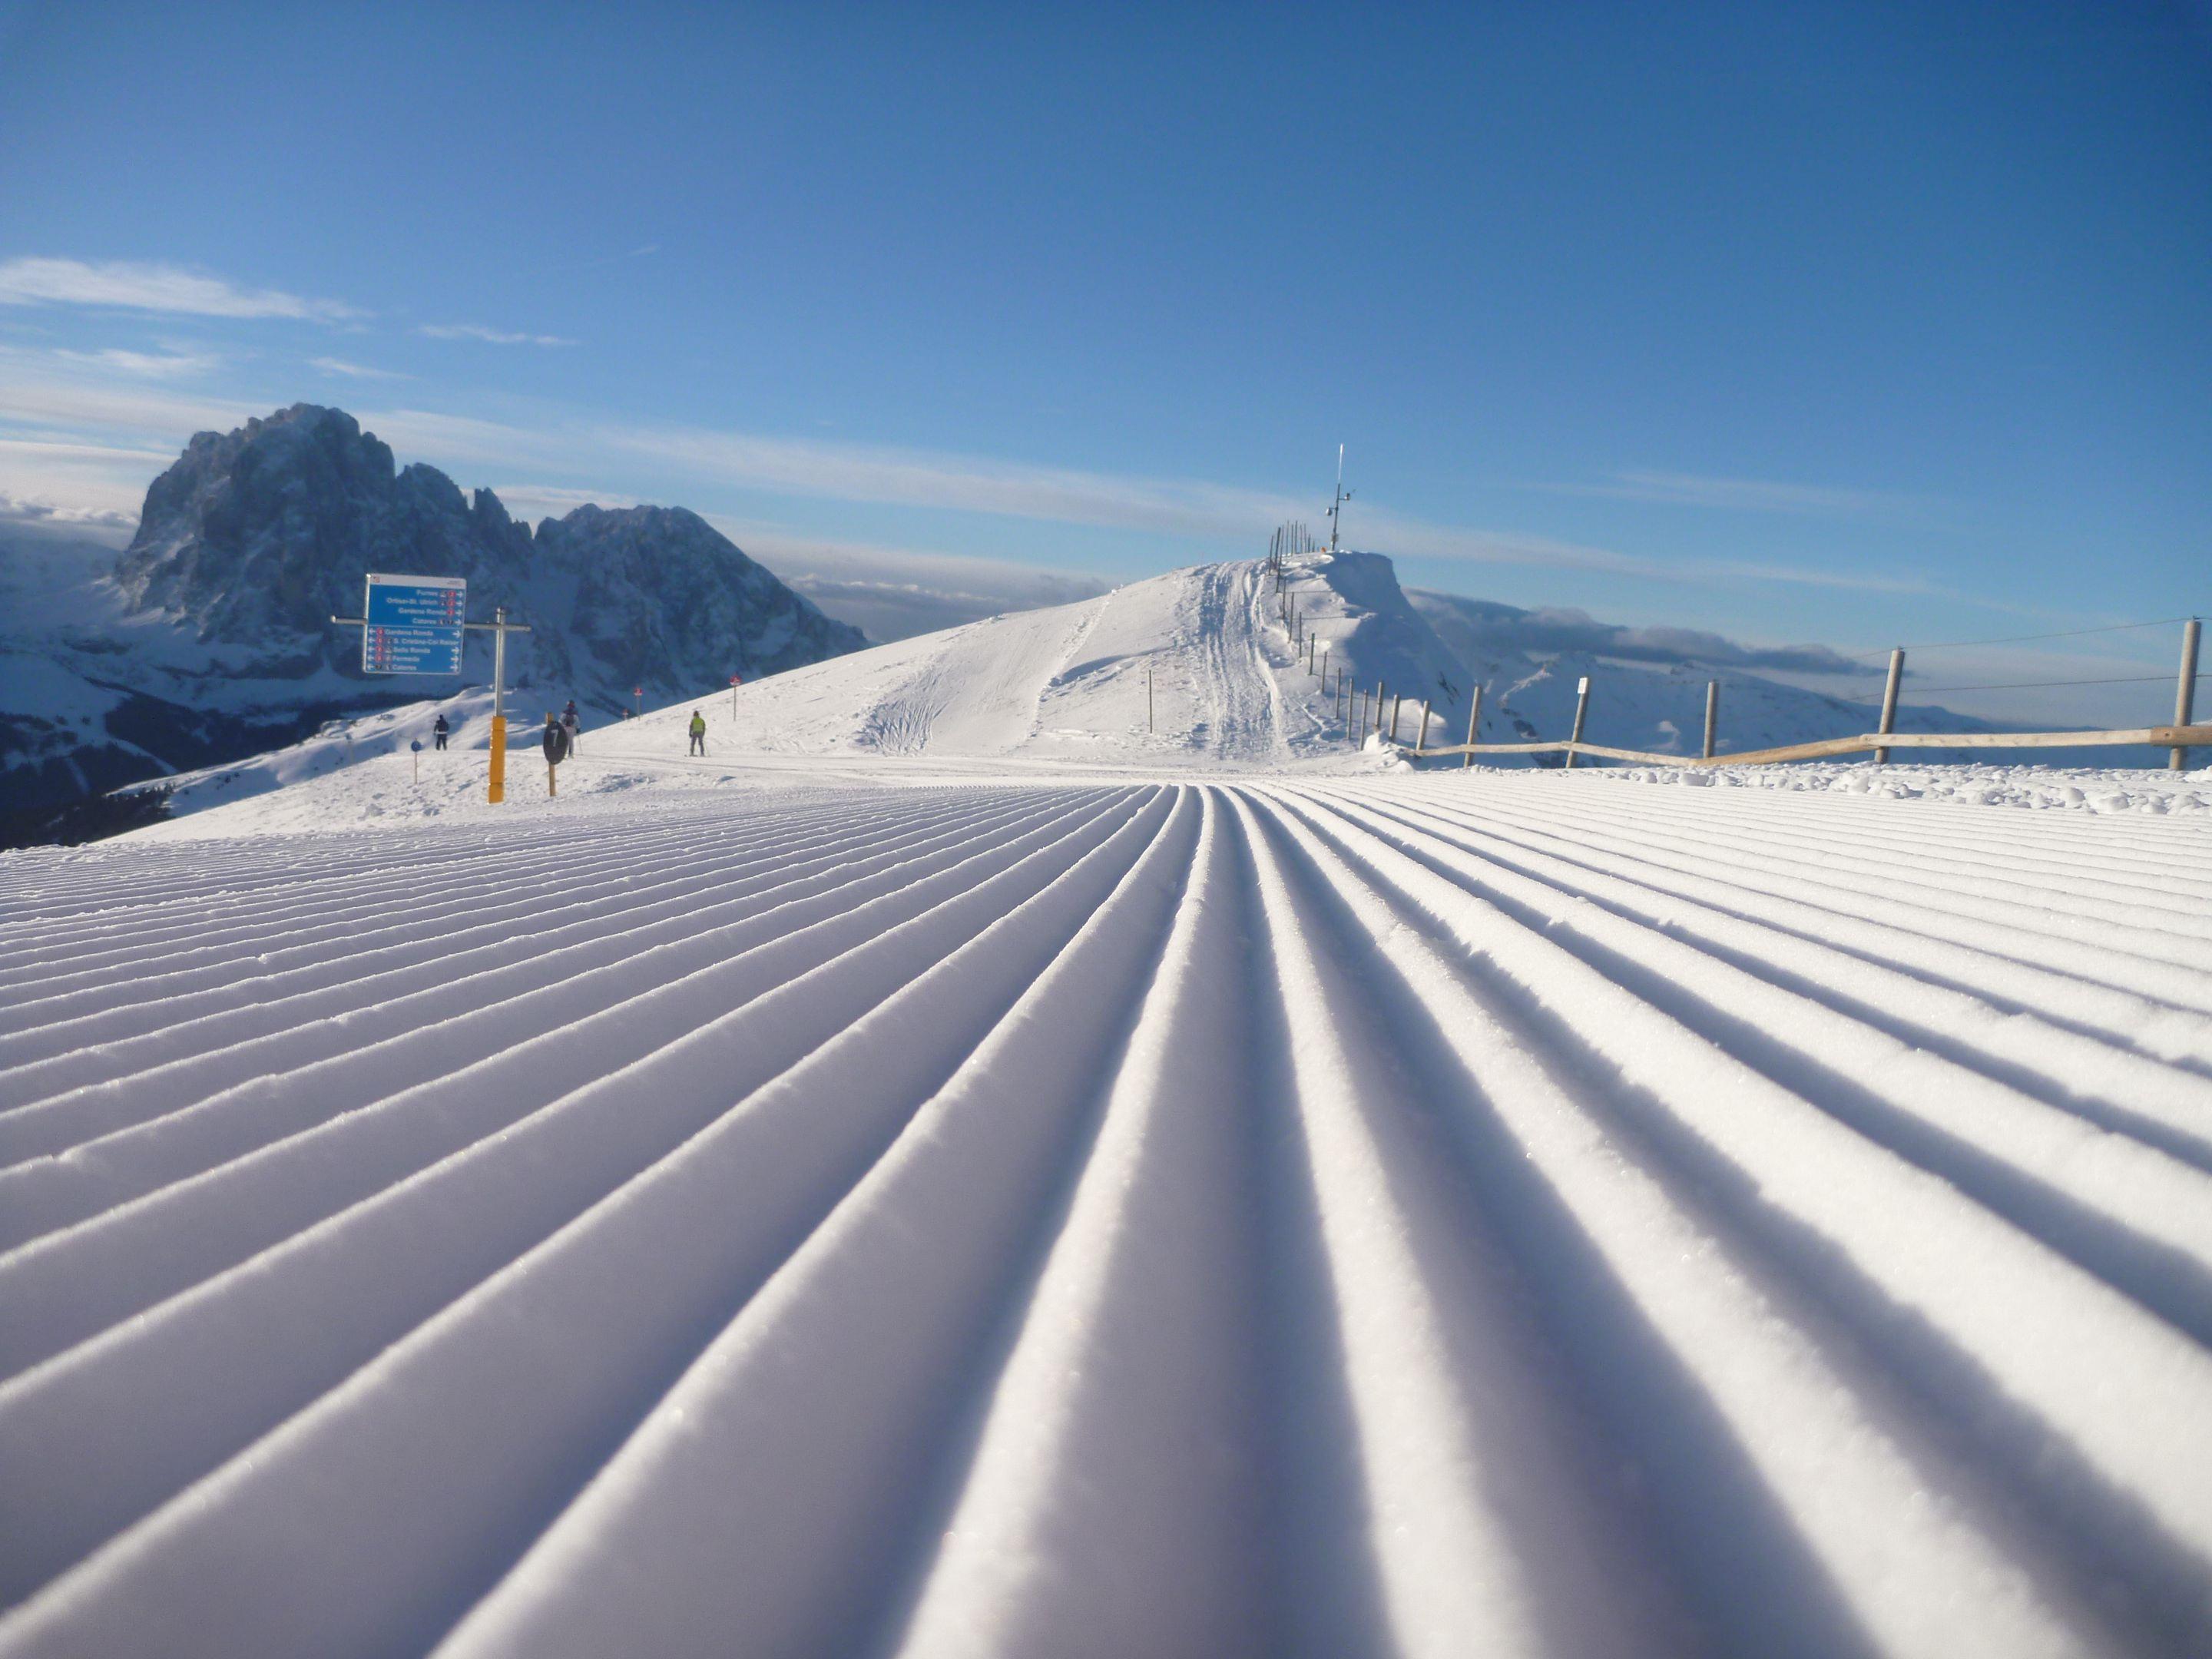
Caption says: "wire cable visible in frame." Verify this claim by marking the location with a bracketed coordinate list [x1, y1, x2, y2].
[1844, 670, 2209, 701]
[1842, 615, 2197, 661]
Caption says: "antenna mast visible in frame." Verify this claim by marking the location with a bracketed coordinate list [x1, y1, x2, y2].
[1327, 444, 1352, 555]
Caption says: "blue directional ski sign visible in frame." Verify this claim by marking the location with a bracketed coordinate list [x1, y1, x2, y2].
[363, 573, 466, 674]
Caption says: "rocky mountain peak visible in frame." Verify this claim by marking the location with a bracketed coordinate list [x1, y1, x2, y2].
[2, 404, 869, 820]
[104, 403, 861, 701]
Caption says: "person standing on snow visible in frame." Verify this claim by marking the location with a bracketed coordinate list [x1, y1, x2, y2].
[432, 713, 449, 751]
[561, 701, 581, 756]
[687, 710, 707, 756]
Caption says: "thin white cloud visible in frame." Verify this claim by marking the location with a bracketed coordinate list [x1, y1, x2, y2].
[1527, 468, 1916, 517]
[489, 482, 640, 522]
[0, 429, 184, 533]
[715, 526, 1113, 642]
[0, 436, 173, 465]
[0, 372, 258, 439]
[389, 413, 1936, 594]
[310, 356, 411, 380]
[0, 373, 1936, 599]
[0, 257, 362, 322]
[51, 346, 223, 379]
[417, 323, 576, 347]
[592, 423, 1304, 541]
[718, 523, 1111, 600]
[0, 488, 137, 529]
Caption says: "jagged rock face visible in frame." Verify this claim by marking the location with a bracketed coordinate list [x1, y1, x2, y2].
[539, 505, 865, 688]
[117, 406, 534, 651]
[107, 403, 862, 700]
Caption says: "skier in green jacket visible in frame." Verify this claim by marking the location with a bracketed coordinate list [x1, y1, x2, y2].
[688, 710, 707, 757]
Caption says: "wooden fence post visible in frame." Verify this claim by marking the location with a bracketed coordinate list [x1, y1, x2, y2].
[1876, 648, 1905, 764]
[1374, 684, 1386, 738]
[1389, 693, 1402, 743]
[1416, 697, 1431, 753]
[1462, 686, 1482, 770]
[2174, 619, 2201, 773]
[1703, 680, 1719, 761]
[1565, 675, 1591, 770]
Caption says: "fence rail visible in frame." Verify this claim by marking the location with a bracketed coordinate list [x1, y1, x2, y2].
[1418, 723, 2212, 770]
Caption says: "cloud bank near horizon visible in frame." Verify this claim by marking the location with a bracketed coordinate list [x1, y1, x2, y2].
[1407, 589, 1882, 678]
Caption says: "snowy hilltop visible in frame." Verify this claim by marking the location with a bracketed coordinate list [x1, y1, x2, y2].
[0, 404, 866, 826]
[604, 548, 2002, 770]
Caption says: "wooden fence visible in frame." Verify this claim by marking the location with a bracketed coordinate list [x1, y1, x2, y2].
[1416, 723, 2212, 769]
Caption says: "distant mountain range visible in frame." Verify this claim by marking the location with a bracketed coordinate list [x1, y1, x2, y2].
[1403, 588, 2007, 759]
[0, 403, 866, 832]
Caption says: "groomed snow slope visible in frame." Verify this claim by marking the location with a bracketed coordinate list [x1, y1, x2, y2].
[620, 552, 1469, 767]
[3, 773, 2212, 1657]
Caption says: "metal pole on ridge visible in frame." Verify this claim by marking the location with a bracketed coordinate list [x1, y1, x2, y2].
[1328, 445, 1349, 556]
[1876, 648, 1905, 765]
[1565, 675, 1591, 770]
[1703, 680, 1720, 761]
[2174, 619, 2201, 773]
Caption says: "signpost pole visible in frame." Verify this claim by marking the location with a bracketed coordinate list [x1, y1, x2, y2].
[332, 576, 523, 806]
[462, 604, 531, 803]
[488, 607, 508, 804]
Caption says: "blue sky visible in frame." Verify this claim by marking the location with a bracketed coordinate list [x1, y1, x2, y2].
[1, 2, 2207, 721]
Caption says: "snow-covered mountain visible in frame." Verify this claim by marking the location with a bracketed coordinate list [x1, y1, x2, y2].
[0, 404, 866, 830]
[602, 548, 2006, 770]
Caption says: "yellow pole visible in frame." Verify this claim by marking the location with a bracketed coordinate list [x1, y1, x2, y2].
[488, 605, 510, 804]
[548, 760, 557, 798]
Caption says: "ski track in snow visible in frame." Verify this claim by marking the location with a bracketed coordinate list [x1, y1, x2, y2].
[2, 773, 2211, 1657]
